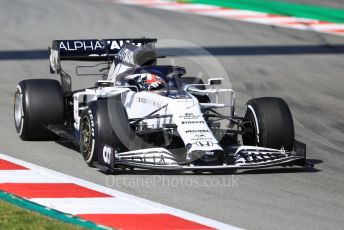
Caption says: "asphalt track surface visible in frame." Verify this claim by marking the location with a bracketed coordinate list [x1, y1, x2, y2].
[1, 0, 344, 229]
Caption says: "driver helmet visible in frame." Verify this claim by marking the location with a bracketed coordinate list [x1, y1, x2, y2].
[138, 73, 165, 90]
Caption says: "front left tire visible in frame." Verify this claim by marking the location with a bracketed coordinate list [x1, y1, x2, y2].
[79, 98, 136, 166]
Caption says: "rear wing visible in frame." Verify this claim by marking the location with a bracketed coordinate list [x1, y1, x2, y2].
[49, 38, 157, 74]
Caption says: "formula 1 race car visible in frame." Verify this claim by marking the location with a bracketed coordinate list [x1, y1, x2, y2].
[14, 38, 307, 173]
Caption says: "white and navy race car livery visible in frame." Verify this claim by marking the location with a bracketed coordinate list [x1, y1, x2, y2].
[14, 38, 308, 173]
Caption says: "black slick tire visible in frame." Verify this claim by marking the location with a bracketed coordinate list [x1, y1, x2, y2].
[242, 97, 294, 150]
[14, 79, 64, 140]
[79, 98, 134, 166]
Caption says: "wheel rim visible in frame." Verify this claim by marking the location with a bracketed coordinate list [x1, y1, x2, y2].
[80, 117, 92, 157]
[14, 90, 24, 130]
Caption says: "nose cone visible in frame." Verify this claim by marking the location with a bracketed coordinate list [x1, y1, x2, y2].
[187, 150, 224, 166]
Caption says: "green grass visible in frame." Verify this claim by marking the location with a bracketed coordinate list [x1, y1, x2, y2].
[0, 200, 85, 230]
[178, 0, 344, 23]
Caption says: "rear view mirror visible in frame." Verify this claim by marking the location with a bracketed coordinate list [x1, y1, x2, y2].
[208, 78, 222, 85]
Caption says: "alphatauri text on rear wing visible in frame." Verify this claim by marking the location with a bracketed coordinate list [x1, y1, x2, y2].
[49, 38, 157, 73]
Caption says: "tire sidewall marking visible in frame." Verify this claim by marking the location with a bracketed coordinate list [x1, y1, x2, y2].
[247, 104, 260, 144]
[83, 107, 96, 163]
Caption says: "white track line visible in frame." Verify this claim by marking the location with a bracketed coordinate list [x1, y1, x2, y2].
[31, 197, 162, 215]
[0, 170, 67, 183]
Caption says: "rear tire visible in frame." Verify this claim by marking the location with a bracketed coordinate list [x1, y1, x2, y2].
[14, 79, 64, 140]
[242, 97, 294, 150]
[79, 98, 135, 166]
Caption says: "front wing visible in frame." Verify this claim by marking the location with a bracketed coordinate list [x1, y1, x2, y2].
[96, 140, 309, 173]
